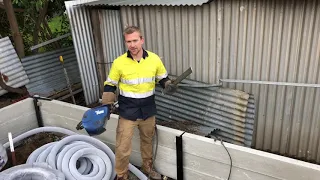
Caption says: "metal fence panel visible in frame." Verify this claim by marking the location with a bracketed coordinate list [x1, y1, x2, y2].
[21, 47, 81, 97]
[0, 37, 29, 96]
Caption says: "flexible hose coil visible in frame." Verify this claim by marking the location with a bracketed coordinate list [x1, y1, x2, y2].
[27, 135, 114, 180]
[1, 127, 147, 180]
[0, 163, 65, 180]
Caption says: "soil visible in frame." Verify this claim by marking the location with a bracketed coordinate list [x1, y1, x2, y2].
[156, 119, 205, 136]
[61, 91, 87, 106]
[0, 92, 28, 109]
[1, 132, 62, 171]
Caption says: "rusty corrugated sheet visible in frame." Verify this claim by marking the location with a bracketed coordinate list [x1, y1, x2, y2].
[21, 47, 81, 97]
[0, 37, 29, 96]
[155, 78, 255, 147]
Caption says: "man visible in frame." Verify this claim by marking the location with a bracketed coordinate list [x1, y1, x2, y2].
[102, 26, 177, 180]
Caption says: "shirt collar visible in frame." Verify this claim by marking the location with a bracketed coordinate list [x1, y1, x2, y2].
[127, 49, 149, 60]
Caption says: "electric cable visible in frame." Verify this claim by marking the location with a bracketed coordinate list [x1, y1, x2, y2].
[212, 135, 232, 180]
[149, 126, 159, 180]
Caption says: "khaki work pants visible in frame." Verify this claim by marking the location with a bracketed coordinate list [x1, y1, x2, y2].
[115, 116, 156, 177]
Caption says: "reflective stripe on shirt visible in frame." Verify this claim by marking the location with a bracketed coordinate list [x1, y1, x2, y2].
[121, 77, 155, 85]
[120, 89, 155, 98]
[156, 73, 168, 80]
[105, 77, 118, 85]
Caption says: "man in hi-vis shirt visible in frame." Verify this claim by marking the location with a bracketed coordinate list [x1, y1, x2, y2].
[102, 26, 177, 180]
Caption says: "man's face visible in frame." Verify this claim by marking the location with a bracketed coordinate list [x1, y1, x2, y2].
[124, 31, 144, 56]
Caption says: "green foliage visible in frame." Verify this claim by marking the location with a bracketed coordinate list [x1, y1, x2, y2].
[48, 14, 73, 47]
[0, 11, 10, 37]
[3, 0, 73, 55]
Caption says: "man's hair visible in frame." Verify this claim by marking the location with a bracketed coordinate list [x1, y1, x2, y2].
[123, 25, 142, 38]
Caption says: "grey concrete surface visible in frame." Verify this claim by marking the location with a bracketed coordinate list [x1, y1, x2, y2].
[0, 98, 37, 144]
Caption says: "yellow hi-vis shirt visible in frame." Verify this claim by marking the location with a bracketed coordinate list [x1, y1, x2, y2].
[104, 50, 168, 99]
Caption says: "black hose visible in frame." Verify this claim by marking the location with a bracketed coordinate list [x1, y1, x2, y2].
[149, 126, 159, 180]
[213, 135, 232, 180]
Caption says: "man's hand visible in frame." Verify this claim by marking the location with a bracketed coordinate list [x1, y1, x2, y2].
[110, 101, 119, 114]
[102, 92, 115, 105]
[164, 80, 178, 95]
[102, 92, 118, 114]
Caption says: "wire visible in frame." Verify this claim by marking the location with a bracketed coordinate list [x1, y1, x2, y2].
[154, 126, 159, 162]
[213, 135, 232, 180]
[149, 126, 159, 180]
[220, 138, 232, 180]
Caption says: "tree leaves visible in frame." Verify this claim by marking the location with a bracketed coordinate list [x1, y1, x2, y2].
[8, 0, 72, 55]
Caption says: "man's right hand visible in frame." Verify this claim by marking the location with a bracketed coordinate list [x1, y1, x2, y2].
[102, 92, 118, 114]
[102, 92, 116, 105]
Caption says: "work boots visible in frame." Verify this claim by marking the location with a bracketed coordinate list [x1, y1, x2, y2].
[141, 160, 162, 180]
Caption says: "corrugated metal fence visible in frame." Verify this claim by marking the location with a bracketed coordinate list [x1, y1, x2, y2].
[66, 0, 320, 164]
[0, 37, 29, 96]
[120, 0, 320, 163]
[66, 1, 100, 105]
[99, 10, 125, 70]
[21, 47, 81, 97]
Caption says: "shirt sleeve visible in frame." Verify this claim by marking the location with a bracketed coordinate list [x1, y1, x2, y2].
[155, 57, 170, 88]
[104, 60, 120, 92]
[156, 57, 168, 81]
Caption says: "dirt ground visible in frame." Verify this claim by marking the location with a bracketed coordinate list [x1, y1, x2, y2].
[0, 92, 28, 109]
[1, 132, 62, 171]
[157, 119, 205, 136]
[0, 90, 86, 109]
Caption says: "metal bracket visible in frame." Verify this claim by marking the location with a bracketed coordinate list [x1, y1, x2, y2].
[205, 128, 221, 141]
[176, 132, 185, 180]
[32, 95, 52, 127]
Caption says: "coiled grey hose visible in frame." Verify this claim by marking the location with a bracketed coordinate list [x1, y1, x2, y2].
[0, 162, 65, 180]
[2, 127, 147, 180]
[27, 135, 114, 180]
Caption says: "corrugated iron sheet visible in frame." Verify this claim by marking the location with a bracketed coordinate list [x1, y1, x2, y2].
[120, 0, 320, 163]
[21, 47, 81, 96]
[66, 1, 100, 105]
[68, 0, 320, 163]
[218, 0, 320, 163]
[0, 37, 29, 96]
[81, 0, 211, 6]
[99, 9, 125, 75]
[120, 4, 220, 84]
[155, 78, 255, 147]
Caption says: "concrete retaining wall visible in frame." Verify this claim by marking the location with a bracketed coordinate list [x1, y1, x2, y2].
[39, 99, 320, 180]
[0, 98, 37, 144]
